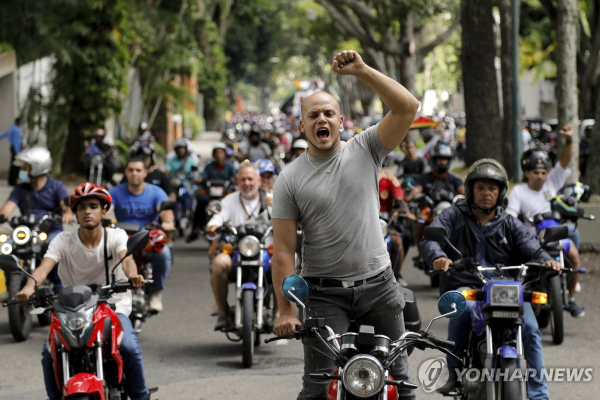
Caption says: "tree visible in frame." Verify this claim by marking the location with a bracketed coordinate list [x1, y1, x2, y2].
[555, 0, 579, 183]
[461, 0, 503, 165]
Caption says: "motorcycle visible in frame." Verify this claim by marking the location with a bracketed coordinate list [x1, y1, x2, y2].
[0, 212, 62, 341]
[409, 190, 464, 288]
[170, 172, 194, 237]
[424, 225, 569, 399]
[199, 178, 236, 222]
[209, 211, 275, 368]
[0, 230, 158, 400]
[265, 274, 467, 399]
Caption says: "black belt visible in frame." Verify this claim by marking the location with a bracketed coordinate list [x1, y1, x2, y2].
[305, 271, 386, 288]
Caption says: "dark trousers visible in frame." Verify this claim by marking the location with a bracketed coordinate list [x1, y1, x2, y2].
[299, 267, 416, 400]
[9, 147, 19, 186]
[191, 194, 210, 231]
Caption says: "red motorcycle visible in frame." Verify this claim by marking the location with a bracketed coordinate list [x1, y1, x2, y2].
[0, 231, 158, 400]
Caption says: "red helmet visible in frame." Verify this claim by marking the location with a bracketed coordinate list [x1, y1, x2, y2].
[70, 183, 112, 211]
[144, 229, 167, 253]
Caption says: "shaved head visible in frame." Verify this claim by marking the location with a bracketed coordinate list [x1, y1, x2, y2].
[301, 92, 341, 119]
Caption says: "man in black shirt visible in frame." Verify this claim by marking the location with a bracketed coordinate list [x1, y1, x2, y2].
[396, 140, 429, 180]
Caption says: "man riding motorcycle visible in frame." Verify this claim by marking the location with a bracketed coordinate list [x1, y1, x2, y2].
[206, 161, 269, 331]
[506, 124, 584, 317]
[109, 158, 175, 313]
[237, 126, 272, 161]
[127, 142, 176, 201]
[86, 128, 118, 187]
[166, 139, 198, 177]
[15, 183, 149, 400]
[0, 147, 74, 291]
[187, 143, 238, 243]
[420, 159, 560, 400]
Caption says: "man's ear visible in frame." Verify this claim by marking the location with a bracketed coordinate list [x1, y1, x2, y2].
[299, 119, 304, 133]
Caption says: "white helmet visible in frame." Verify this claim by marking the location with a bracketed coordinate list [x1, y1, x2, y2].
[293, 139, 308, 150]
[14, 147, 52, 177]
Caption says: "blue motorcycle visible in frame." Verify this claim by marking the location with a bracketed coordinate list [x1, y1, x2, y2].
[211, 212, 275, 368]
[424, 226, 569, 399]
[170, 172, 194, 237]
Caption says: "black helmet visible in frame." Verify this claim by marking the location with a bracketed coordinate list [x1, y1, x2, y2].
[465, 158, 508, 210]
[521, 149, 551, 171]
[134, 143, 157, 164]
[429, 143, 453, 174]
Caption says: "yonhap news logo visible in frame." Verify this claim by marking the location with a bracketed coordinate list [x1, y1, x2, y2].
[418, 357, 594, 392]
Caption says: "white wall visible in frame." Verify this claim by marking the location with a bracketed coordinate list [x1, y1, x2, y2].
[0, 51, 17, 178]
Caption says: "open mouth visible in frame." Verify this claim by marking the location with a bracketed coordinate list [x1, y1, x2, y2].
[316, 127, 330, 140]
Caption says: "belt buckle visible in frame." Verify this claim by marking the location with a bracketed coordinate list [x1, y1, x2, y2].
[341, 280, 355, 288]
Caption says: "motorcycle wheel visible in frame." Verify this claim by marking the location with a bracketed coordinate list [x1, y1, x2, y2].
[66, 395, 95, 400]
[242, 290, 255, 368]
[496, 357, 521, 399]
[7, 272, 32, 342]
[549, 275, 564, 345]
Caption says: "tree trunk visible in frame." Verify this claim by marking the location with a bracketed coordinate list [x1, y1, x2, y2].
[499, 0, 517, 179]
[461, 0, 502, 166]
[556, 0, 579, 183]
[399, 12, 417, 96]
[587, 88, 600, 193]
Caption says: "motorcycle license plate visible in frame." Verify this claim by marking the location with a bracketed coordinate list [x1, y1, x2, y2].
[492, 311, 520, 319]
[209, 186, 225, 197]
[240, 260, 261, 266]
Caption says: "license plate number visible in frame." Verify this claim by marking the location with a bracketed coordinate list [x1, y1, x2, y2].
[210, 187, 224, 197]
[492, 311, 520, 319]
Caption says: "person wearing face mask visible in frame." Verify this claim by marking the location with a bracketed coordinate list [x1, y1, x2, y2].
[0, 147, 74, 292]
[237, 126, 272, 161]
[205, 161, 269, 331]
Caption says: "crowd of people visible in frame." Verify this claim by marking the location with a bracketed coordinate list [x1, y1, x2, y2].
[0, 49, 592, 400]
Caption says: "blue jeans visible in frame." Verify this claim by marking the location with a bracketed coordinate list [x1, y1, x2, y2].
[299, 268, 415, 400]
[447, 287, 548, 400]
[42, 313, 149, 400]
[567, 224, 580, 249]
[144, 244, 171, 292]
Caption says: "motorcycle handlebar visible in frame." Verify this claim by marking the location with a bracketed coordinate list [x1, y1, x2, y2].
[426, 334, 456, 350]
[264, 331, 302, 343]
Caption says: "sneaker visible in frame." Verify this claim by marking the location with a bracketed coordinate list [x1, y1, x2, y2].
[396, 276, 409, 288]
[436, 368, 458, 394]
[214, 314, 234, 331]
[149, 291, 163, 313]
[569, 300, 585, 318]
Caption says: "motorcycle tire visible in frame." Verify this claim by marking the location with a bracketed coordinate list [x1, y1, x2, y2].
[549, 275, 564, 345]
[7, 272, 32, 342]
[242, 289, 255, 368]
[496, 357, 522, 399]
[66, 395, 95, 400]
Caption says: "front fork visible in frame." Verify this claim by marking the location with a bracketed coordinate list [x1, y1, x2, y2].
[484, 325, 527, 400]
[234, 265, 264, 329]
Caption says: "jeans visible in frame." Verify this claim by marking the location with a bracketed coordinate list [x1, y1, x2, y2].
[299, 267, 416, 400]
[447, 287, 548, 400]
[144, 244, 171, 292]
[567, 224, 580, 249]
[42, 313, 149, 400]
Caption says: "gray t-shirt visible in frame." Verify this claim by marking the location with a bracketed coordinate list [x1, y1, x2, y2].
[273, 124, 390, 280]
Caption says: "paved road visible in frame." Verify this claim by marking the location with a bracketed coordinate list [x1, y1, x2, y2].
[0, 234, 598, 399]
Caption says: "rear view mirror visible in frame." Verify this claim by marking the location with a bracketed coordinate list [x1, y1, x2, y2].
[126, 230, 150, 257]
[541, 225, 568, 246]
[424, 226, 449, 243]
[282, 275, 309, 304]
[438, 291, 466, 320]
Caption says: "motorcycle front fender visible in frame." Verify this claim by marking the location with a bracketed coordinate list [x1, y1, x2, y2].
[62, 373, 105, 399]
[497, 345, 518, 359]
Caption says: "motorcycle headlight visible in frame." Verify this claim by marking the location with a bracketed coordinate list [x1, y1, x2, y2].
[1, 243, 12, 254]
[39, 232, 48, 241]
[0, 234, 8, 243]
[490, 284, 521, 307]
[238, 236, 260, 258]
[342, 354, 385, 398]
[13, 226, 31, 246]
[379, 219, 388, 238]
[59, 307, 95, 333]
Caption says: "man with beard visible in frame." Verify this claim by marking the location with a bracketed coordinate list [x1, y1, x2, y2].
[206, 161, 269, 331]
[272, 50, 420, 399]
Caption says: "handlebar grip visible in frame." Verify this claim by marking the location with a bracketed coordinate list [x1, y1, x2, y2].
[264, 331, 301, 343]
[428, 335, 456, 350]
[385, 379, 419, 389]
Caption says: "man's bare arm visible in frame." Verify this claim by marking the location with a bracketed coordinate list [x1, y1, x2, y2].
[272, 218, 300, 336]
[15, 258, 57, 300]
[332, 50, 420, 151]
[0, 200, 18, 218]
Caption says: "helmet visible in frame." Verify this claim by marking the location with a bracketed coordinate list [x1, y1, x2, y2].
[255, 159, 276, 175]
[173, 138, 188, 151]
[429, 144, 453, 174]
[465, 158, 508, 209]
[293, 139, 309, 150]
[144, 228, 168, 253]
[94, 128, 105, 137]
[14, 147, 52, 177]
[132, 143, 157, 163]
[70, 183, 112, 211]
[212, 142, 227, 156]
[521, 149, 551, 171]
